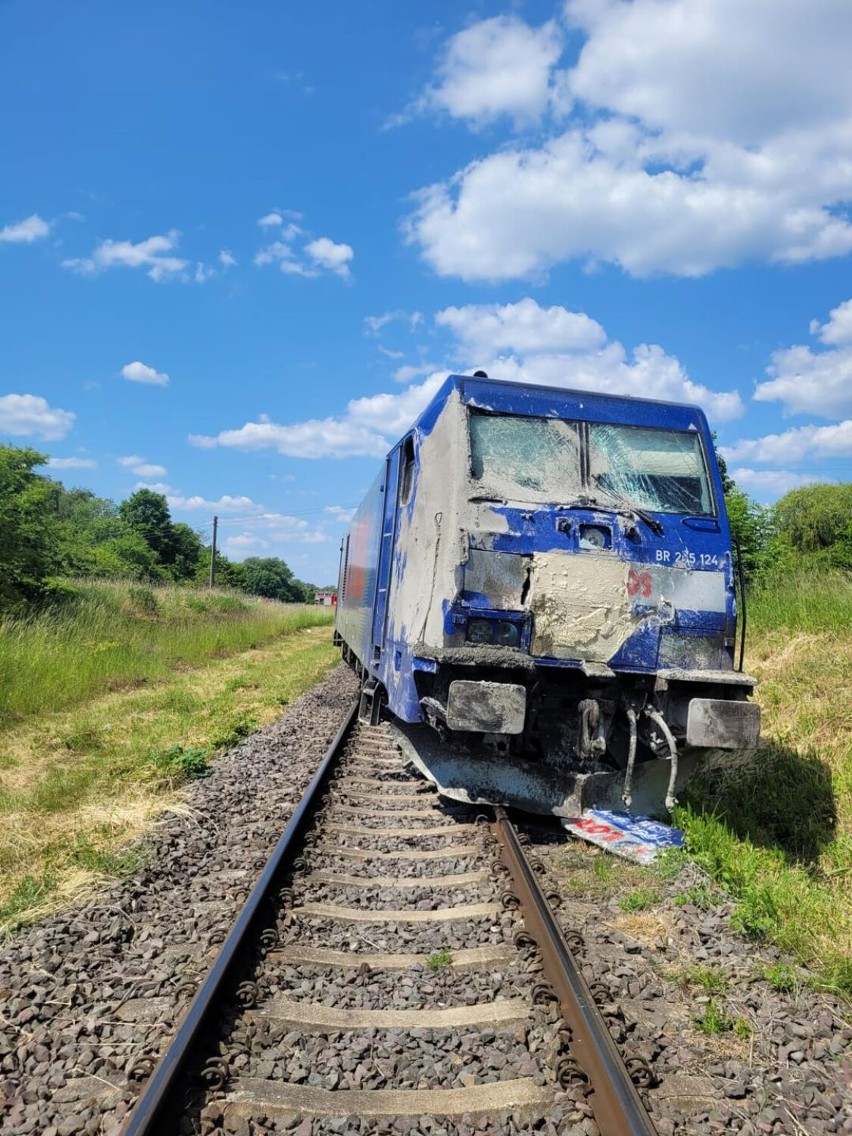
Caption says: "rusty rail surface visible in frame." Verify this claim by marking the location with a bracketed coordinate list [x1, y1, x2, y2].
[493, 806, 658, 1136]
[119, 702, 360, 1136]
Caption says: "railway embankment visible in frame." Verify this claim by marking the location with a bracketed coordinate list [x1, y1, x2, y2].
[678, 569, 851, 995]
[0, 665, 359, 1136]
[0, 580, 337, 932]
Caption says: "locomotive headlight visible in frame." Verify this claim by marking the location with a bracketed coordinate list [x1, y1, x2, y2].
[467, 619, 492, 644]
[492, 620, 520, 648]
[466, 618, 522, 648]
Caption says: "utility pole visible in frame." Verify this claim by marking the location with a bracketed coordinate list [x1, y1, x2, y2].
[209, 515, 218, 589]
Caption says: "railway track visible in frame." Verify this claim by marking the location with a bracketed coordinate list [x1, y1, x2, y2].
[120, 704, 658, 1136]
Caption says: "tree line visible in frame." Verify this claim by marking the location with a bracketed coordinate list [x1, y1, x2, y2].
[0, 445, 316, 610]
[2, 441, 850, 614]
[718, 454, 852, 582]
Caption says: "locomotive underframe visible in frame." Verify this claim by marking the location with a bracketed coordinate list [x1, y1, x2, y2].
[396, 656, 758, 817]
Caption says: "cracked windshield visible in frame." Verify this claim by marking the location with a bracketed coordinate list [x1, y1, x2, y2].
[470, 412, 712, 515]
[469, 412, 582, 500]
[589, 424, 713, 516]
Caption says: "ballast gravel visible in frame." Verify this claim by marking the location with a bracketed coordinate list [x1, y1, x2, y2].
[235, 1018, 561, 1092]
[291, 881, 496, 910]
[529, 827, 852, 1136]
[275, 913, 515, 955]
[261, 965, 536, 1011]
[0, 664, 358, 1136]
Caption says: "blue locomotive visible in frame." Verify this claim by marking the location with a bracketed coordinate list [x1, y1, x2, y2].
[334, 374, 759, 816]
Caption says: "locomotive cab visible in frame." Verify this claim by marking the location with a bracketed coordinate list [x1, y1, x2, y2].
[335, 375, 759, 817]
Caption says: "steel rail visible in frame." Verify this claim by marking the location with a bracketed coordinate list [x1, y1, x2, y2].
[119, 701, 360, 1136]
[492, 807, 658, 1136]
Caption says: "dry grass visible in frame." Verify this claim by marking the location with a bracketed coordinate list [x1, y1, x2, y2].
[611, 911, 674, 946]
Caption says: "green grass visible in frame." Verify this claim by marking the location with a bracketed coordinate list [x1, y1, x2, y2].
[0, 597, 340, 934]
[427, 949, 453, 971]
[617, 887, 660, 913]
[679, 964, 728, 995]
[693, 998, 734, 1036]
[0, 578, 334, 724]
[674, 565, 852, 996]
[0, 874, 54, 927]
[673, 882, 715, 909]
[762, 962, 799, 993]
[749, 566, 852, 634]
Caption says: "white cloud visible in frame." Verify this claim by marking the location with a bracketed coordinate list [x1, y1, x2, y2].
[0, 394, 75, 440]
[134, 481, 173, 495]
[0, 214, 51, 244]
[305, 237, 353, 279]
[345, 373, 449, 437]
[254, 239, 296, 268]
[436, 299, 743, 422]
[407, 130, 852, 280]
[130, 484, 332, 552]
[63, 231, 188, 282]
[254, 216, 352, 280]
[365, 310, 423, 335]
[566, 0, 852, 146]
[219, 249, 238, 268]
[755, 298, 852, 417]
[167, 493, 259, 512]
[730, 467, 820, 499]
[121, 360, 170, 386]
[421, 15, 565, 128]
[324, 505, 357, 523]
[190, 298, 744, 461]
[393, 363, 437, 384]
[118, 455, 167, 478]
[194, 263, 215, 283]
[722, 421, 852, 465]
[223, 533, 270, 553]
[47, 456, 96, 470]
[189, 413, 390, 460]
[437, 298, 605, 357]
[811, 298, 852, 346]
[405, 3, 852, 279]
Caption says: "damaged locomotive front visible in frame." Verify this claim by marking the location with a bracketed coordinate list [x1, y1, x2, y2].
[334, 374, 760, 818]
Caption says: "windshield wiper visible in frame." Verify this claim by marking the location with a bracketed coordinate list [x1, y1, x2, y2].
[562, 494, 665, 536]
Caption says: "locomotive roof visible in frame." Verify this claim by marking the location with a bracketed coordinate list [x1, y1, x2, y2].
[408, 373, 710, 439]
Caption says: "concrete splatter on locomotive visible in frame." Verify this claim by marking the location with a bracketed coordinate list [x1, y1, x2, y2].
[334, 374, 759, 818]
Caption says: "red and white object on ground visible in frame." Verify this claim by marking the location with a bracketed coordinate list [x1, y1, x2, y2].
[562, 808, 684, 866]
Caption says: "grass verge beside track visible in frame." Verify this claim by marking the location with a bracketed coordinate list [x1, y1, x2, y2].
[0, 578, 333, 724]
[676, 568, 852, 995]
[0, 581, 338, 933]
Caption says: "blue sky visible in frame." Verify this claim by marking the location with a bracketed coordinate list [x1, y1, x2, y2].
[3, 0, 852, 585]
